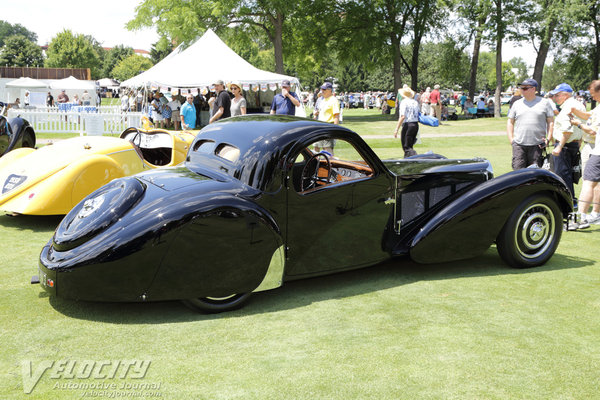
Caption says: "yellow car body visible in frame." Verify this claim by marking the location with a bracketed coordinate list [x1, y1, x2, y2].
[0, 128, 196, 215]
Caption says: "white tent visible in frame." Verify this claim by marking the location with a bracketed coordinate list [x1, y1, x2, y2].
[97, 78, 120, 88]
[50, 76, 96, 90]
[5, 77, 49, 89]
[121, 29, 299, 89]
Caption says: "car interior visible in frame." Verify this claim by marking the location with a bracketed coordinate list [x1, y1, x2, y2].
[291, 138, 374, 193]
[120, 128, 174, 166]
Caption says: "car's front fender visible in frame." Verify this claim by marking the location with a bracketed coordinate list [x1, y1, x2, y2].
[409, 168, 572, 264]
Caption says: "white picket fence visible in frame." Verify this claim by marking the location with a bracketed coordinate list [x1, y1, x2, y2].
[7, 108, 143, 136]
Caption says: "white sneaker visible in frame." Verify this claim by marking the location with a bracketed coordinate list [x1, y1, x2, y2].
[586, 215, 600, 225]
[567, 220, 590, 230]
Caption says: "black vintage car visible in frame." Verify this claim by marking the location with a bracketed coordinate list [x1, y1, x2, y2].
[36, 115, 572, 312]
[0, 114, 36, 157]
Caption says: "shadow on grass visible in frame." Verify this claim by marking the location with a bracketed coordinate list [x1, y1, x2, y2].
[342, 113, 397, 123]
[45, 248, 594, 324]
[0, 214, 63, 231]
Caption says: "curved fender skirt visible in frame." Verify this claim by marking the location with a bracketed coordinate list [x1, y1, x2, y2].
[409, 169, 572, 264]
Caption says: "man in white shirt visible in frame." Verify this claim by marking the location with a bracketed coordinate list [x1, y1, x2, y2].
[549, 82, 586, 205]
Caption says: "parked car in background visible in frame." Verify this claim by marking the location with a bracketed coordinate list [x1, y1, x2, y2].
[0, 128, 196, 215]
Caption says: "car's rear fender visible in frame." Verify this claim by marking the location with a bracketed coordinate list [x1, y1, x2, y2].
[3, 154, 124, 215]
[147, 194, 284, 301]
[408, 169, 572, 264]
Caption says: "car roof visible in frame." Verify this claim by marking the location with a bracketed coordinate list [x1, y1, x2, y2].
[187, 115, 362, 191]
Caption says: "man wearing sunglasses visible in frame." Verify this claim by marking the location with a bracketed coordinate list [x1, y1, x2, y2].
[507, 78, 555, 170]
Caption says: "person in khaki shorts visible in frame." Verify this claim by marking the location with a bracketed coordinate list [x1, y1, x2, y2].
[507, 78, 555, 169]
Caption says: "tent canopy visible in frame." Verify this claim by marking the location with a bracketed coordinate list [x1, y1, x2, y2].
[97, 78, 120, 88]
[50, 76, 96, 90]
[5, 77, 49, 89]
[121, 29, 299, 89]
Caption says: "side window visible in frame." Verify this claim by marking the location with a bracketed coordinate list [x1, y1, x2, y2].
[291, 137, 374, 193]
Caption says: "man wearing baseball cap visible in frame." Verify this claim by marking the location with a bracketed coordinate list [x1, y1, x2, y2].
[549, 82, 586, 209]
[270, 80, 300, 115]
[313, 82, 340, 155]
[209, 79, 231, 124]
[507, 78, 555, 170]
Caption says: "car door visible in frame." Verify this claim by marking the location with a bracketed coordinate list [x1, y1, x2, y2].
[284, 135, 393, 277]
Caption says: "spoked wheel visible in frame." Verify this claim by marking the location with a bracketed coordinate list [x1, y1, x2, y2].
[496, 194, 562, 268]
[182, 293, 252, 313]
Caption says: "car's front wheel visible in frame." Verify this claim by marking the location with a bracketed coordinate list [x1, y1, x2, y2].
[182, 293, 252, 313]
[496, 194, 562, 268]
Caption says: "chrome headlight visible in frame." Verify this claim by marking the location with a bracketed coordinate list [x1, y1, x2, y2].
[53, 177, 145, 251]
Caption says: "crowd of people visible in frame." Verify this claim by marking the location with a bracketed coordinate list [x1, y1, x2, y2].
[507, 77, 600, 230]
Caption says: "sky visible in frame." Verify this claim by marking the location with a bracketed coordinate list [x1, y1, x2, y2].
[3, 0, 539, 68]
[3, 0, 159, 50]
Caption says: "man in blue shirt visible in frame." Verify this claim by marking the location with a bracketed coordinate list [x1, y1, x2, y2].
[270, 80, 300, 115]
[180, 94, 197, 130]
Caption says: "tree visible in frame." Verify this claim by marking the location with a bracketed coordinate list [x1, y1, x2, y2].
[519, 0, 588, 85]
[150, 37, 173, 65]
[0, 20, 37, 47]
[127, 0, 313, 74]
[45, 30, 103, 78]
[102, 45, 134, 78]
[112, 54, 154, 82]
[0, 35, 44, 67]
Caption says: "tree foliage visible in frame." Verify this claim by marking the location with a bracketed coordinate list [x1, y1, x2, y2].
[102, 45, 134, 78]
[45, 30, 103, 78]
[0, 20, 37, 47]
[112, 54, 154, 82]
[0, 35, 44, 67]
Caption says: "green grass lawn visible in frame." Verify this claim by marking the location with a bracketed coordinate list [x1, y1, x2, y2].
[3, 112, 600, 399]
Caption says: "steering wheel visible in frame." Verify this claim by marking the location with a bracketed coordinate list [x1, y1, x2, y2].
[300, 152, 332, 191]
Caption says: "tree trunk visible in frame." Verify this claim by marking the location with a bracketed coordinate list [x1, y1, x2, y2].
[411, 36, 422, 91]
[532, 22, 555, 87]
[494, 0, 502, 118]
[273, 12, 285, 74]
[469, 17, 486, 101]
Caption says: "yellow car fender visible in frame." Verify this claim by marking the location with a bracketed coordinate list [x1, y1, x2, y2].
[0, 147, 36, 170]
[14, 154, 125, 215]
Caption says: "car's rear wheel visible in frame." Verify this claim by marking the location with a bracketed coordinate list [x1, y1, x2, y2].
[182, 293, 252, 313]
[21, 131, 35, 148]
[496, 194, 562, 268]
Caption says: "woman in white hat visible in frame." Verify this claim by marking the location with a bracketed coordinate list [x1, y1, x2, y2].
[394, 86, 419, 157]
[228, 82, 247, 116]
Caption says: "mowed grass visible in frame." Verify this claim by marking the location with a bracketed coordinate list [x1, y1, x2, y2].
[2, 110, 600, 399]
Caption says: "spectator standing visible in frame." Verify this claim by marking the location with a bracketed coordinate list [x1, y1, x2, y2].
[229, 82, 247, 117]
[459, 93, 467, 114]
[46, 92, 54, 107]
[421, 87, 431, 115]
[168, 91, 182, 130]
[81, 90, 92, 106]
[180, 94, 196, 130]
[507, 78, 554, 170]
[270, 80, 300, 115]
[57, 90, 69, 104]
[569, 80, 600, 226]
[314, 82, 340, 155]
[393, 86, 420, 157]
[150, 92, 164, 128]
[209, 80, 231, 124]
[430, 85, 441, 119]
[121, 91, 129, 112]
[136, 90, 143, 112]
[508, 88, 522, 109]
[549, 83, 585, 204]
[24, 91, 30, 106]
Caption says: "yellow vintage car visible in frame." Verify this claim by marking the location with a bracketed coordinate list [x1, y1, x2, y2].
[0, 128, 196, 215]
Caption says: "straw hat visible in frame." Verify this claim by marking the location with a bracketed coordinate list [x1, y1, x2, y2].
[399, 86, 415, 99]
[227, 82, 242, 92]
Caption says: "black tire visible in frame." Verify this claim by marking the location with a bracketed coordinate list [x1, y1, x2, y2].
[182, 293, 252, 313]
[22, 131, 36, 148]
[496, 194, 562, 268]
